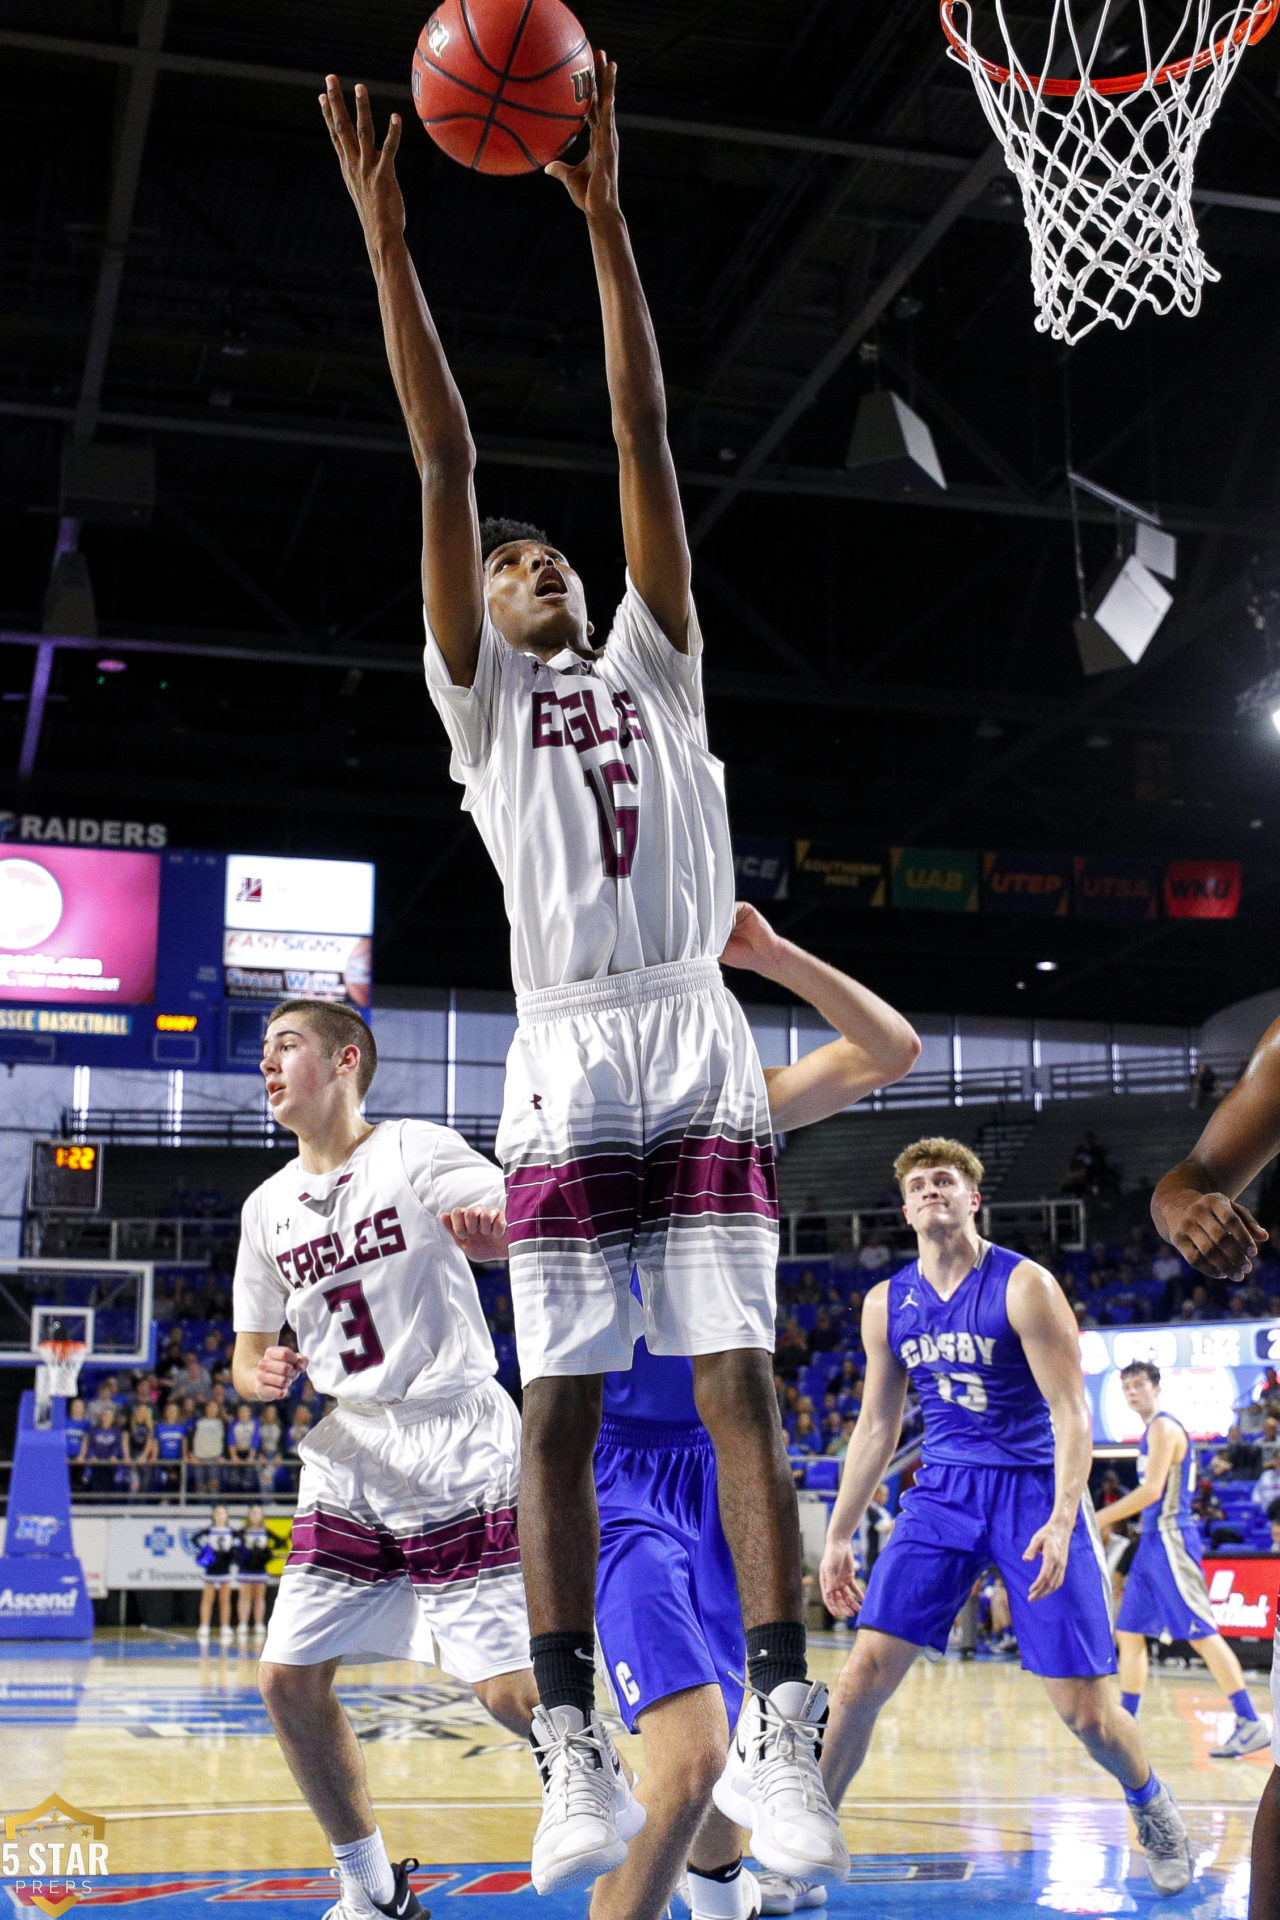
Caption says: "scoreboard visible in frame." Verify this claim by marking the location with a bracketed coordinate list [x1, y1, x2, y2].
[28, 1140, 105, 1212]
[1082, 1318, 1280, 1445]
[0, 848, 374, 1072]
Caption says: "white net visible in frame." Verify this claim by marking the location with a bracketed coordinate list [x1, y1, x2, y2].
[942, 0, 1278, 342]
[36, 1341, 85, 1423]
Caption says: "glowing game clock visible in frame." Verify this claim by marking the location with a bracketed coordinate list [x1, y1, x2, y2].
[29, 1139, 104, 1213]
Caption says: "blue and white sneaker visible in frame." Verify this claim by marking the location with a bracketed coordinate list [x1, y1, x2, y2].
[1209, 1716, 1271, 1759]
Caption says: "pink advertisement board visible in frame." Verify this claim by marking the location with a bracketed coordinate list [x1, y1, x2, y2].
[0, 848, 162, 1005]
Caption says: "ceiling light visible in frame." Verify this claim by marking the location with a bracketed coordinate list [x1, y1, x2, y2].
[1270, 706, 1280, 738]
[1035, 959, 1058, 972]
[95, 657, 126, 674]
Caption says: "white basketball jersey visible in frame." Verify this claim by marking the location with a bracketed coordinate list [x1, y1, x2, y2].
[424, 573, 735, 994]
[233, 1120, 503, 1407]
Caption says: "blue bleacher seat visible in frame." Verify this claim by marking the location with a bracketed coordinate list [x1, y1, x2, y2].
[805, 1458, 840, 1492]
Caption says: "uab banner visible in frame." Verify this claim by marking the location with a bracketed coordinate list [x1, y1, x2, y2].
[982, 851, 1072, 917]
[1074, 856, 1161, 921]
[1165, 860, 1241, 920]
[890, 847, 978, 913]
[793, 841, 886, 908]
[732, 835, 790, 902]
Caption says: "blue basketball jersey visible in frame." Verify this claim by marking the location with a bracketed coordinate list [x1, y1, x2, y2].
[886, 1241, 1054, 1468]
[1139, 1411, 1196, 1533]
[602, 1335, 699, 1425]
[154, 1422, 187, 1461]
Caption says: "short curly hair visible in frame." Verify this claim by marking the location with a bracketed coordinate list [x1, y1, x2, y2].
[892, 1136, 985, 1193]
[479, 515, 550, 561]
[1120, 1359, 1161, 1388]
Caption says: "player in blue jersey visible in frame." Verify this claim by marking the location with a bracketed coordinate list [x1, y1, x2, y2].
[588, 903, 921, 1920]
[1096, 1359, 1268, 1756]
[816, 1136, 1193, 1897]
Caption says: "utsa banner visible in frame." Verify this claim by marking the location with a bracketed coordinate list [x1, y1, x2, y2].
[1164, 859, 1241, 920]
[890, 847, 978, 914]
[793, 841, 887, 908]
[1073, 856, 1160, 921]
[981, 851, 1071, 917]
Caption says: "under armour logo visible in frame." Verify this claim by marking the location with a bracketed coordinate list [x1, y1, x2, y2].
[276, 1220, 291, 1235]
[531, 1093, 543, 1110]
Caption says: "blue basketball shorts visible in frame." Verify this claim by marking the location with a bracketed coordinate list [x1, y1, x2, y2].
[593, 1416, 744, 1733]
[1114, 1521, 1216, 1642]
[857, 1459, 1116, 1678]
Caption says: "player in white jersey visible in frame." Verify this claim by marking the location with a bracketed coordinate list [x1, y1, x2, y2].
[321, 59, 846, 1895]
[232, 998, 537, 1920]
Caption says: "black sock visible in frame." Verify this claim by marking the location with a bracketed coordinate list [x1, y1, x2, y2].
[746, 1619, 807, 1697]
[689, 1860, 742, 1884]
[530, 1630, 595, 1721]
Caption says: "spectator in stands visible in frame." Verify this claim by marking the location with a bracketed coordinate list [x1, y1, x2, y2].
[157, 1329, 187, 1380]
[490, 1292, 515, 1337]
[820, 1409, 843, 1451]
[191, 1399, 227, 1493]
[79, 1406, 129, 1495]
[828, 1417, 856, 1459]
[294, 1378, 323, 1420]
[1209, 1425, 1263, 1481]
[1152, 1242, 1183, 1286]
[794, 1267, 822, 1303]
[860, 1483, 895, 1578]
[227, 1404, 260, 1492]
[256, 1402, 285, 1494]
[1253, 1464, 1280, 1514]
[284, 1402, 312, 1460]
[129, 1404, 156, 1493]
[809, 1308, 841, 1355]
[1073, 1300, 1099, 1332]
[774, 1317, 810, 1378]
[152, 1399, 189, 1493]
[1228, 1294, 1248, 1319]
[857, 1232, 892, 1274]
[791, 1411, 820, 1455]
[1261, 1414, 1280, 1468]
[202, 1329, 232, 1384]
[87, 1378, 118, 1424]
[179, 1352, 212, 1398]
[64, 1397, 89, 1489]
[1239, 1390, 1270, 1438]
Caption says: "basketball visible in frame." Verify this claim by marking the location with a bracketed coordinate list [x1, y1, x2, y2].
[411, 0, 594, 176]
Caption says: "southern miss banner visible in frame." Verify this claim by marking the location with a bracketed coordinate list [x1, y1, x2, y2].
[890, 847, 979, 913]
[732, 835, 790, 902]
[1073, 856, 1161, 921]
[981, 851, 1072, 917]
[793, 841, 887, 908]
[1165, 860, 1241, 919]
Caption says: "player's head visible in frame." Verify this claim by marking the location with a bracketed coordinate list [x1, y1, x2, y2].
[1120, 1359, 1161, 1415]
[212, 1504, 228, 1525]
[894, 1136, 983, 1238]
[261, 999, 377, 1135]
[479, 515, 594, 660]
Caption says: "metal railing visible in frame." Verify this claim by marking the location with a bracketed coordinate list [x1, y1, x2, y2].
[779, 1195, 1086, 1258]
[0, 1458, 305, 1504]
[27, 1217, 238, 1262]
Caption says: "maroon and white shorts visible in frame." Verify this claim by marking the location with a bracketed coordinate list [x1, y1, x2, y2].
[499, 955, 779, 1382]
[263, 1379, 530, 1682]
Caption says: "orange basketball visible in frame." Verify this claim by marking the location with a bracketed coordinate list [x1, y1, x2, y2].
[411, 0, 594, 176]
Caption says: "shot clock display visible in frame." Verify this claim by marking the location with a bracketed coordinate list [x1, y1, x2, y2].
[28, 1139, 105, 1213]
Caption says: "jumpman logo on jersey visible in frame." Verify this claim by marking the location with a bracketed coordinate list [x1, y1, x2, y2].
[902, 1288, 918, 1308]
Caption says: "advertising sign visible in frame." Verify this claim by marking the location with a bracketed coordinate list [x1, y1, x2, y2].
[1079, 1319, 1280, 1444]
[1164, 859, 1241, 920]
[1202, 1556, 1280, 1639]
[890, 847, 979, 913]
[981, 850, 1072, 917]
[224, 856, 375, 1009]
[793, 842, 886, 908]
[0, 849, 161, 1006]
[1073, 855, 1161, 921]
[732, 836, 790, 902]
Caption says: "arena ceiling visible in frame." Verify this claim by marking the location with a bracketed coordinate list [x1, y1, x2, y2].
[5, 1, 1280, 1024]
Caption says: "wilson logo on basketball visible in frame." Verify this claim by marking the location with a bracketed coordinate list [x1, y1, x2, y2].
[2, 1795, 109, 1917]
[571, 65, 594, 104]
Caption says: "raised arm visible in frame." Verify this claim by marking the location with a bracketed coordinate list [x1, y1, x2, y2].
[321, 76, 483, 683]
[819, 1284, 909, 1616]
[1151, 1018, 1280, 1277]
[1007, 1261, 1093, 1600]
[546, 55, 690, 649]
[720, 902, 921, 1130]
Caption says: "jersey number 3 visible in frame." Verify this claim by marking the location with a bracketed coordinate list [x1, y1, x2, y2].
[323, 1280, 386, 1376]
[935, 1369, 988, 1414]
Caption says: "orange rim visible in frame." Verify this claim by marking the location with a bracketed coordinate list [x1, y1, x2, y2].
[940, 0, 1279, 95]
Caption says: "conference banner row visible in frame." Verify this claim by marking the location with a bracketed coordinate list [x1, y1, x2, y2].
[732, 839, 1241, 921]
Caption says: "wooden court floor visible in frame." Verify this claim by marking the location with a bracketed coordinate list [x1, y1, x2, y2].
[0, 1632, 1269, 1916]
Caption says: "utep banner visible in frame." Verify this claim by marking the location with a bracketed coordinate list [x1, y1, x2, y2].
[793, 841, 886, 908]
[732, 836, 789, 902]
[1073, 855, 1161, 921]
[1164, 859, 1241, 920]
[890, 847, 978, 913]
[981, 851, 1071, 917]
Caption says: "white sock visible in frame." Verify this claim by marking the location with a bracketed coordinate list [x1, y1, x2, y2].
[688, 1862, 748, 1920]
[332, 1830, 395, 1906]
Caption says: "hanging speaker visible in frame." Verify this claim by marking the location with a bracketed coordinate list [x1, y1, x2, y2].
[845, 390, 946, 493]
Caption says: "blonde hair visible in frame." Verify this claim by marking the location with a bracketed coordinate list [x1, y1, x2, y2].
[892, 1136, 984, 1193]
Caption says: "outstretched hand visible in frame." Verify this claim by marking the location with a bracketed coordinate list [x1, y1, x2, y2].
[545, 50, 618, 216]
[320, 74, 405, 242]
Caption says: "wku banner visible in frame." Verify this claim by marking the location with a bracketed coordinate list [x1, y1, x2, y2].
[793, 841, 886, 908]
[1164, 860, 1241, 919]
[890, 847, 979, 913]
[981, 851, 1072, 917]
[1073, 856, 1161, 921]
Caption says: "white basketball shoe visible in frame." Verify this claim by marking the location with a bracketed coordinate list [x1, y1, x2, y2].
[754, 1872, 827, 1916]
[321, 1858, 429, 1920]
[713, 1681, 849, 1885]
[529, 1703, 646, 1893]
[1131, 1784, 1193, 1896]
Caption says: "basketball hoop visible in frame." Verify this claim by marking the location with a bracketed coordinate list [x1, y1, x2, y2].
[36, 1339, 86, 1424]
[941, 0, 1279, 341]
